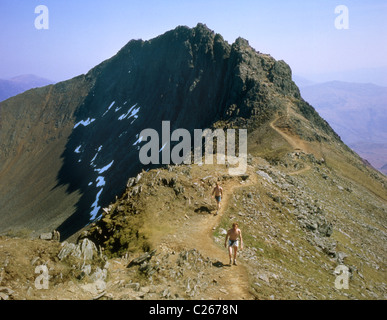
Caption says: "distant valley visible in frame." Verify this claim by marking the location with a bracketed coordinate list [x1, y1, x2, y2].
[0, 75, 54, 102]
[296, 79, 387, 174]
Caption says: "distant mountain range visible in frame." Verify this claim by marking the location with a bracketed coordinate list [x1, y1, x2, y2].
[296, 79, 387, 174]
[295, 66, 387, 87]
[0, 74, 54, 102]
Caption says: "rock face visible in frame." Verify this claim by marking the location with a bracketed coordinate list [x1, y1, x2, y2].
[58, 238, 99, 262]
[0, 23, 341, 239]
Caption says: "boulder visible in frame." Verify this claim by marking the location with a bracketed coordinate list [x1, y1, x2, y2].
[256, 171, 274, 184]
[58, 238, 99, 261]
[127, 249, 157, 268]
[0, 287, 14, 300]
[39, 230, 60, 241]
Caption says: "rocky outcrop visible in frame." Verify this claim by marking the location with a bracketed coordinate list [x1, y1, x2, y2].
[58, 238, 100, 262]
[39, 231, 60, 241]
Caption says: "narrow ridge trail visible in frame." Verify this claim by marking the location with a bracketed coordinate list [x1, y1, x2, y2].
[270, 110, 312, 175]
[161, 173, 258, 300]
[270, 114, 309, 153]
[158, 112, 314, 299]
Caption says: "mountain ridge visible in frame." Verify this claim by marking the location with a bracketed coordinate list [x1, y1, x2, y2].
[0, 23, 386, 301]
[0, 23, 384, 240]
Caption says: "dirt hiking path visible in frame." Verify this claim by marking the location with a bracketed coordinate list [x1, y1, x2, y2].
[270, 114, 309, 153]
[161, 174, 258, 300]
[270, 110, 312, 175]
[158, 111, 314, 300]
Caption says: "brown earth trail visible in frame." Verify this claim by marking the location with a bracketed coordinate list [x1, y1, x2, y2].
[270, 113, 308, 154]
[156, 110, 316, 300]
[160, 174, 259, 300]
[270, 110, 313, 175]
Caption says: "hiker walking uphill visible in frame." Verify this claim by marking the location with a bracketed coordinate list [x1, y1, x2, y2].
[211, 181, 223, 215]
[225, 222, 243, 266]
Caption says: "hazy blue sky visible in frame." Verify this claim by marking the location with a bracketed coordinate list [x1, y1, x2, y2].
[1, 0, 386, 84]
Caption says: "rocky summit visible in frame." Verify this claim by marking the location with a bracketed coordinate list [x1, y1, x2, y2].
[0, 24, 386, 300]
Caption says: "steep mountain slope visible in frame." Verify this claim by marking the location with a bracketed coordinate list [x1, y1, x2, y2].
[0, 23, 341, 239]
[0, 74, 95, 234]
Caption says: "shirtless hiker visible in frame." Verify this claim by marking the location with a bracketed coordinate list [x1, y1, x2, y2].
[211, 182, 223, 215]
[224, 222, 243, 266]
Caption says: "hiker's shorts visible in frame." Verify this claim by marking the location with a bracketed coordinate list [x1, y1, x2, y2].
[228, 239, 239, 247]
[215, 196, 221, 202]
